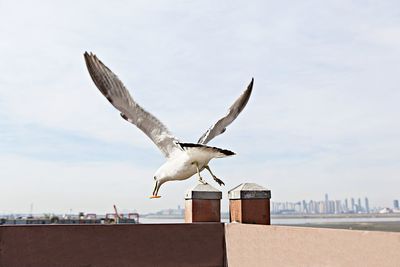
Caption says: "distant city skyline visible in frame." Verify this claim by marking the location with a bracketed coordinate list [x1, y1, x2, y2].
[272, 193, 400, 215]
[2, 194, 399, 217]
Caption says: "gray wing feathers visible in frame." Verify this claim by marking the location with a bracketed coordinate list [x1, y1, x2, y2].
[84, 52, 179, 158]
[197, 78, 254, 144]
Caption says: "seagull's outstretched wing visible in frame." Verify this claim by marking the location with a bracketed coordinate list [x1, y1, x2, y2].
[84, 52, 180, 158]
[197, 78, 254, 144]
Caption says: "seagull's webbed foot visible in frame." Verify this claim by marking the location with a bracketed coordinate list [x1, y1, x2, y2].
[205, 165, 225, 186]
[213, 177, 225, 186]
[198, 178, 208, 185]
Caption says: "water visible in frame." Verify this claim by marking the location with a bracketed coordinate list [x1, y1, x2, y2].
[272, 217, 400, 225]
[139, 218, 185, 224]
[139, 216, 400, 224]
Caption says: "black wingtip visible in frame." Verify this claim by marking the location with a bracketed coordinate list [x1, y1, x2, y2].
[178, 142, 236, 156]
[221, 149, 236, 156]
[245, 78, 254, 94]
[83, 52, 91, 63]
[249, 77, 254, 88]
[84, 51, 97, 59]
[83, 51, 91, 58]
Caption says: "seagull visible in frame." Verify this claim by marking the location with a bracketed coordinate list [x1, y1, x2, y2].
[84, 52, 253, 198]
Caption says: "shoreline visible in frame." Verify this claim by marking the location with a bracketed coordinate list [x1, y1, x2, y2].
[141, 212, 400, 220]
[271, 213, 400, 219]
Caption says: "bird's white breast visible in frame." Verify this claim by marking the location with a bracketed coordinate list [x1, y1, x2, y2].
[156, 149, 213, 181]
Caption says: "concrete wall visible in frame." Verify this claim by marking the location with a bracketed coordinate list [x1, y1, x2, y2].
[0, 224, 225, 267]
[225, 224, 400, 267]
[2, 223, 400, 267]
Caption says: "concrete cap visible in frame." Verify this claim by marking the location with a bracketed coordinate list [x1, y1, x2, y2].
[185, 183, 222, 200]
[228, 183, 271, 199]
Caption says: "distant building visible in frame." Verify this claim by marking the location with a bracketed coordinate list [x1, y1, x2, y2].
[319, 201, 325, 214]
[394, 200, 399, 210]
[325, 194, 329, 214]
[351, 198, 355, 212]
[335, 200, 342, 214]
[302, 200, 308, 213]
[357, 198, 363, 213]
[365, 198, 370, 213]
[309, 200, 317, 214]
[328, 200, 335, 214]
[344, 198, 349, 212]
[271, 195, 375, 215]
[379, 207, 393, 214]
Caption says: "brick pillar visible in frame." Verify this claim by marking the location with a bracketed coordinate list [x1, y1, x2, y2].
[185, 183, 222, 223]
[228, 183, 271, 225]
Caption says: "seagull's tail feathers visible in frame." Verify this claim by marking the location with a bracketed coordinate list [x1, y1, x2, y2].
[178, 142, 235, 158]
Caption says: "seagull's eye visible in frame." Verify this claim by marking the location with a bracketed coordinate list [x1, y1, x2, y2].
[154, 176, 157, 180]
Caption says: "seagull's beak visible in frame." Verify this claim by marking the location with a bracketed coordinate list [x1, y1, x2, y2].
[150, 180, 161, 199]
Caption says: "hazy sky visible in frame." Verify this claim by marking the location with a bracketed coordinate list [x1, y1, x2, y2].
[1, 0, 399, 214]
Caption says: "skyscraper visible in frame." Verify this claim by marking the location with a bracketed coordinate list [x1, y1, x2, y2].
[364, 198, 370, 213]
[335, 200, 342, 214]
[357, 198, 362, 213]
[302, 200, 308, 213]
[329, 201, 335, 214]
[351, 198, 355, 212]
[319, 201, 325, 214]
[325, 193, 329, 214]
[394, 200, 399, 210]
[344, 198, 349, 212]
[309, 200, 316, 214]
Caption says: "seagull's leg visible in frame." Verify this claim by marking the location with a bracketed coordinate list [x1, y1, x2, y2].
[205, 165, 225, 186]
[194, 162, 207, 185]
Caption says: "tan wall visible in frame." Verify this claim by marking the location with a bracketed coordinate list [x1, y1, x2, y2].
[225, 224, 400, 267]
[0, 224, 224, 267]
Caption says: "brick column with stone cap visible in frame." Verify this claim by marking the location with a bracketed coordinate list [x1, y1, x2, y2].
[185, 183, 222, 223]
[228, 183, 271, 225]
